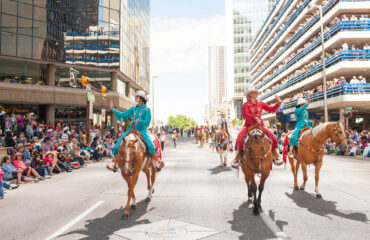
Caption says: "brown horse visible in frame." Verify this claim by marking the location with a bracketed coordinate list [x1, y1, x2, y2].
[116, 131, 157, 220]
[241, 125, 273, 215]
[194, 130, 199, 143]
[287, 122, 346, 198]
[215, 129, 229, 166]
[199, 131, 207, 148]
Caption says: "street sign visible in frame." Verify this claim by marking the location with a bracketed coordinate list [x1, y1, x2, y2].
[87, 92, 95, 103]
[102, 109, 106, 122]
[345, 107, 352, 110]
[89, 101, 93, 119]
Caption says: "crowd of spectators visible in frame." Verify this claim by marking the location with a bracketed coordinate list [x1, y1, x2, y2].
[259, 42, 369, 99]
[0, 112, 116, 200]
[253, 11, 369, 86]
[281, 75, 368, 105]
[325, 129, 370, 157]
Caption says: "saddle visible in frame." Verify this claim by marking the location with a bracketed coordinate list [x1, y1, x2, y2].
[297, 126, 310, 143]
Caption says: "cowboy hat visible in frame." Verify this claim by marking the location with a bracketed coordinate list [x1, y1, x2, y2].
[296, 98, 307, 106]
[244, 85, 259, 96]
[17, 143, 24, 149]
[135, 90, 149, 102]
[14, 152, 22, 157]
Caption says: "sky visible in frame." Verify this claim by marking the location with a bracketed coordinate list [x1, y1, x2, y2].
[149, 0, 226, 125]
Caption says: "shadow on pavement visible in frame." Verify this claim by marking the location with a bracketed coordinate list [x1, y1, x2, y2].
[228, 202, 277, 240]
[59, 199, 154, 240]
[268, 209, 288, 231]
[208, 165, 232, 175]
[285, 190, 368, 223]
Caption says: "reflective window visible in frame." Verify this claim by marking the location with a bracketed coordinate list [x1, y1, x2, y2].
[2, 0, 17, 15]
[2, 14, 17, 33]
[1, 32, 16, 56]
[18, 17, 33, 36]
[17, 35, 33, 58]
[18, 3, 33, 19]
[33, 6, 47, 22]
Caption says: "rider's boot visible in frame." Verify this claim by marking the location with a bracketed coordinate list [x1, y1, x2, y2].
[272, 149, 284, 166]
[152, 153, 164, 172]
[106, 156, 118, 172]
[231, 151, 243, 169]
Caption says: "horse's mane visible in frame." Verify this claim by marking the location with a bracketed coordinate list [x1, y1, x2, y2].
[311, 122, 336, 138]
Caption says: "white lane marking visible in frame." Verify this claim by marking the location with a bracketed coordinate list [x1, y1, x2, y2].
[45, 201, 104, 240]
[260, 212, 288, 240]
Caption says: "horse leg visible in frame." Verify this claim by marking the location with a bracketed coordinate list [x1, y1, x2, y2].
[121, 174, 132, 220]
[219, 151, 223, 166]
[248, 173, 259, 216]
[144, 168, 151, 191]
[224, 150, 227, 166]
[146, 165, 157, 202]
[294, 158, 301, 191]
[314, 160, 323, 199]
[244, 175, 253, 204]
[300, 162, 308, 191]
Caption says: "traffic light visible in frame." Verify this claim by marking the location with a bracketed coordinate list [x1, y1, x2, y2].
[343, 111, 353, 118]
[81, 75, 90, 86]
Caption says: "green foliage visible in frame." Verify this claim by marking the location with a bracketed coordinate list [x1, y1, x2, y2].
[167, 115, 197, 129]
[232, 119, 243, 126]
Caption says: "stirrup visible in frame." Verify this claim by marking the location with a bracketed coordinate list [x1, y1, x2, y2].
[273, 157, 284, 166]
[231, 160, 240, 169]
[106, 163, 117, 172]
[155, 161, 164, 171]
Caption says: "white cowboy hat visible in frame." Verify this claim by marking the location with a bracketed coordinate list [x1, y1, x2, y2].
[244, 85, 259, 96]
[0, 111, 6, 116]
[296, 98, 307, 106]
[135, 90, 149, 102]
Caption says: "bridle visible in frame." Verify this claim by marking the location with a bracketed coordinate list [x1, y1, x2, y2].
[244, 129, 271, 172]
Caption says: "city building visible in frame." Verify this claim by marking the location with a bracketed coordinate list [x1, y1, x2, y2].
[249, 0, 370, 130]
[0, 0, 150, 128]
[226, 0, 276, 121]
[208, 46, 227, 124]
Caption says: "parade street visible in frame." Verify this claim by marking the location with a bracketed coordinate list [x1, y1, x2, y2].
[1, 138, 369, 240]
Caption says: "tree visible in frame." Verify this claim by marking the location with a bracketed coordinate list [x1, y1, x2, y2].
[167, 115, 197, 129]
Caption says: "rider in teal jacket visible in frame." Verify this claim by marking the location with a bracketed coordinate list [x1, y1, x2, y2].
[290, 98, 312, 147]
[111, 104, 156, 156]
[107, 91, 163, 172]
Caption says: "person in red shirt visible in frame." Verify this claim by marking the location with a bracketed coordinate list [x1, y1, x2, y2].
[232, 85, 284, 168]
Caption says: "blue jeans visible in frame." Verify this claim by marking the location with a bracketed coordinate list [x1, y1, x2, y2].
[173, 139, 177, 148]
[0, 181, 4, 198]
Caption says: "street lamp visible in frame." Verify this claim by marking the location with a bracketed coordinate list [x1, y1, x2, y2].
[308, 3, 328, 122]
[152, 75, 158, 128]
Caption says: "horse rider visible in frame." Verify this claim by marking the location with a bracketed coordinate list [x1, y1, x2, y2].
[290, 97, 312, 153]
[231, 85, 284, 169]
[217, 112, 229, 134]
[106, 91, 164, 172]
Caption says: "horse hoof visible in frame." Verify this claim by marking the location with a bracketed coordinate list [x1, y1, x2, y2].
[300, 186, 305, 191]
[316, 194, 322, 199]
[258, 206, 263, 212]
[130, 205, 137, 210]
[152, 189, 155, 194]
[253, 207, 260, 216]
[145, 197, 151, 202]
[121, 214, 129, 220]
[223, 163, 226, 167]
[294, 186, 300, 191]
[247, 198, 252, 204]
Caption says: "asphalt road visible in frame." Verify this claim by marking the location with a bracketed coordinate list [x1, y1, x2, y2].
[1, 137, 369, 240]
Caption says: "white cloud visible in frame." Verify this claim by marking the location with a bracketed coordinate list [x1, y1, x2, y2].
[150, 15, 226, 124]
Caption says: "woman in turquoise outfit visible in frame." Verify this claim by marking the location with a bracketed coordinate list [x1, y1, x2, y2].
[107, 91, 163, 172]
[290, 97, 312, 149]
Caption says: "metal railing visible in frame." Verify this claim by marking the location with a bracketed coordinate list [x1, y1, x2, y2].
[258, 50, 370, 100]
[282, 83, 370, 109]
[251, 0, 311, 63]
[66, 57, 120, 63]
[256, 20, 370, 89]
[66, 30, 119, 36]
[251, 0, 340, 80]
